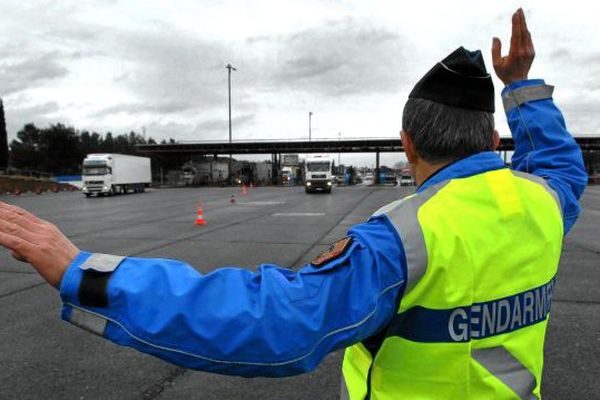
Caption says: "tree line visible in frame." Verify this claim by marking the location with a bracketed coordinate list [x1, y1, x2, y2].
[7, 122, 180, 176]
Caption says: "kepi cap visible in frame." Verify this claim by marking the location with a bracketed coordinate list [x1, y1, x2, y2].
[409, 47, 495, 112]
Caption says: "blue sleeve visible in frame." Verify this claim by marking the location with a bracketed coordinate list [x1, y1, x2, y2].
[59, 217, 405, 377]
[504, 79, 587, 234]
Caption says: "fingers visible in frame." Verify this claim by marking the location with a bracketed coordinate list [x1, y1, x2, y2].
[11, 250, 28, 263]
[519, 9, 535, 58]
[0, 231, 31, 256]
[0, 219, 43, 245]
[0, 203, 46, 258]
[510, 9, 521, 54]
[0, 202, 46, 230]
[491, 37, 502, 65]
[518, 9, 529, 49]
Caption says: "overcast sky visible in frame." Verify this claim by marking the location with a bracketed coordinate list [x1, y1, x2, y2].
[1, 0, 598, 167]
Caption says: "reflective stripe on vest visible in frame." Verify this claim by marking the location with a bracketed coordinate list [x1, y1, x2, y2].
[342, 168, 563, 400]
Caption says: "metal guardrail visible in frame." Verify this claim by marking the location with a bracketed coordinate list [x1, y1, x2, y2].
[0, 167, 52, 179]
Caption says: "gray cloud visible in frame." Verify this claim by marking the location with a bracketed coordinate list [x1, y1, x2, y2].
[92, 99, 198, 118]
[193, 113, 255, 134]
[0, 53, 69, 96]
[137, 113, 256, 142]
[102, 28, 234, 111]
[3, 101, 63, 140]
[251, 18, 410, 96]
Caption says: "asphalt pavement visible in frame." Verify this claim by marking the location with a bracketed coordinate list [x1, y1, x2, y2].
[0, 185, 598, 399]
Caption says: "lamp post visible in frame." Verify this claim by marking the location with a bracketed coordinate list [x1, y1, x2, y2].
[226, 63, 237, 185]
[338, 132, 341, 166]
[309, 111, 313, 142]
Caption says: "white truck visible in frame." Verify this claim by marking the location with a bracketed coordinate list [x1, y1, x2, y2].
[82, 153, 151, 197]
[304, 155, 333, 194]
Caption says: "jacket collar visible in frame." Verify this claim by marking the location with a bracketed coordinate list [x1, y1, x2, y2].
[417, 151, 505, 193]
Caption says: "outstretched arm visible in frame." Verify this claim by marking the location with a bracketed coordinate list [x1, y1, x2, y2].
[492, 8, 587, 234]
[0, 202, 405, 377]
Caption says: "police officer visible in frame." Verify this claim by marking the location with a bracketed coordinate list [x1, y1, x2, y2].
[0, 9, 587, 399]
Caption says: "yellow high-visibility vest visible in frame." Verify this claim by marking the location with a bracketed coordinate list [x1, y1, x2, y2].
[341, 168, 563, 400]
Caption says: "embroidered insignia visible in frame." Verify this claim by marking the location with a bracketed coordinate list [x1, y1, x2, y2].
[311, 236, 353, 267]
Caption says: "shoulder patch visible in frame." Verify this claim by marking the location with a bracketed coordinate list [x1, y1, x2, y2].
[311, 236, 353, 267]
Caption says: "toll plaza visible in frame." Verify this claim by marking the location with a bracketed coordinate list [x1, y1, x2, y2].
[137, 136, 600, 184]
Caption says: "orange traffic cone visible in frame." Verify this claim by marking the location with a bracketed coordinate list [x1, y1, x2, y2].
[241, 184, 248, 196]
[195, 204, 206, 225]
[230, 194, 236, 203]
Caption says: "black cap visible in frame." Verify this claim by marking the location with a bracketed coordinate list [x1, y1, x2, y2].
[409, 47, 495, 112]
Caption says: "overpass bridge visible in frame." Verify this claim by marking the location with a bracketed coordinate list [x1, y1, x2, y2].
[136, 135, 600, 183]
[136, 136, 600, 155]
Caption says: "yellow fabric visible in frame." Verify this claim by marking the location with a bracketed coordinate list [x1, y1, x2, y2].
[342, 343, 372, 399]
[342, 169, 563, 400]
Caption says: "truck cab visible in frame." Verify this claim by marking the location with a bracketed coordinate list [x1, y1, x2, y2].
[304, 155, 333, 194]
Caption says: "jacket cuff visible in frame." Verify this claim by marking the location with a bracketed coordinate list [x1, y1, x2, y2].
[60, 250, 92, 305]
[60, 251, 126, 337]
[501, 79, 554, 113]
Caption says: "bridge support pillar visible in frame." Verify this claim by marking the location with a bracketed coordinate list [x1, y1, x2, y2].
[271, 153, 280, 185]
[374, 151, 380, 185]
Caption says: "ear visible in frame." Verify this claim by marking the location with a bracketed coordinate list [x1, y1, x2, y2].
[401, 130, 418, 164]
[492, 129, 500, 151]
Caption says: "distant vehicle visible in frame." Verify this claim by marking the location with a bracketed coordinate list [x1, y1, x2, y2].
[379, 170, 398, 185]
[365, 172, 374, 181]
[181, 163, 197, 186]
[82, 153, 151, 197]
[281, 167, 293, 184]
[400, 175, 414, 186]
[305, 155, 333, 194]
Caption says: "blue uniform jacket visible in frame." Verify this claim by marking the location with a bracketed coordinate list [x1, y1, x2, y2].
[59, 79, 587, 377]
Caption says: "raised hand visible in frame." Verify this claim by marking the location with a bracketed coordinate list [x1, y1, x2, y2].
[492, 8, 535, 85]
[0, 202, 79, 288]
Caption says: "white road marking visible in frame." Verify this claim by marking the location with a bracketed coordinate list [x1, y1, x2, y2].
[239, 201, 285, 206]
[272, 212, 326, 216]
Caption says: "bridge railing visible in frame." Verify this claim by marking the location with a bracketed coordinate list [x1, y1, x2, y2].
[0, 167, 53, 179]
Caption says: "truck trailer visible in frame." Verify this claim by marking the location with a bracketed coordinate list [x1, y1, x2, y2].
[82, 153, 151, 197]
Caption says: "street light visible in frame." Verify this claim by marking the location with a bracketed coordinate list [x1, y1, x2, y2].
[309, 111, 313, 142]
[338, 132, 341, 166]
[226, 63, 237, 185]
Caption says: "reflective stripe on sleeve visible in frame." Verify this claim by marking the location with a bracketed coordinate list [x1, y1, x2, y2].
[69, 307, 108, 337]
[472, 346, 537, 400]
[503, 84, 554, 113]
[80, 253, 125, 273]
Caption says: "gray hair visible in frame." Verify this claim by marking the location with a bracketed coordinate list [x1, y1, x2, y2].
[401, 98, 495, 164]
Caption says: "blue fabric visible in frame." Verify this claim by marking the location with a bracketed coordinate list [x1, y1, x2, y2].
[503, 79, 587, 234]
[60, 219, 406, 377]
